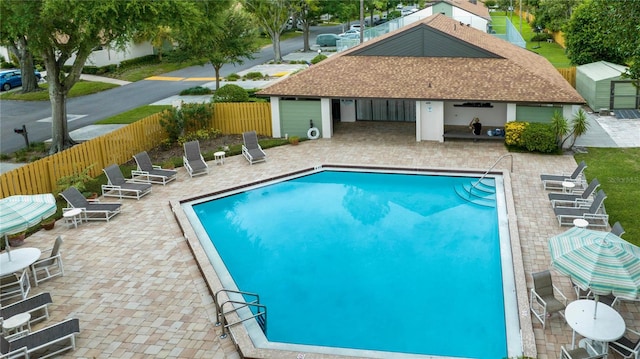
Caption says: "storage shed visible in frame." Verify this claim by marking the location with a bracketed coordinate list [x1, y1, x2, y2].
[576, 61, 638, 112]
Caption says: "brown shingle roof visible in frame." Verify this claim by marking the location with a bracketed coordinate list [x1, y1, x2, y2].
[258, 14, 584, 104]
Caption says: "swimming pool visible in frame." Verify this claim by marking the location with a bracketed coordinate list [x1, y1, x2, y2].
[181, 166, 521, 359]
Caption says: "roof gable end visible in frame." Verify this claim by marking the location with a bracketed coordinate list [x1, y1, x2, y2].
[349, 24, 502, 58]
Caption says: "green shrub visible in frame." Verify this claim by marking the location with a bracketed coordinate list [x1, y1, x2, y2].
[212, 84, 249, 103]
[159, 103, 212, 142]
[244, 71, 264, 80]
[311, 54, 327, 64]
[119, 54, 160, 68]
[180, 86, 212, 95]
[178, 128, 221, 145]
[225, 73, 241, 81]
[521, 122, 558, 153]
[531, 33, 552, 42]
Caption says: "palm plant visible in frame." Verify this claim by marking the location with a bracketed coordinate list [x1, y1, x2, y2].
[550, 110, 569, 148]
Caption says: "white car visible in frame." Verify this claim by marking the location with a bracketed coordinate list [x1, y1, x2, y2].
[339, 29, 360, 37]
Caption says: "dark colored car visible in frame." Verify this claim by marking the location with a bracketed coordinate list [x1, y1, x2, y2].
[0, 69, 42, 91]
[316, 33, 342, 47]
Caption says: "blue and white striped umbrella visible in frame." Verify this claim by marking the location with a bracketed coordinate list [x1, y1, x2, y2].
[0, 194, 57, 238]
[549, 226, 640, 300]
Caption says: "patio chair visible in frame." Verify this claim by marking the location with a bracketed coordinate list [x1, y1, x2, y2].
[102, 164, 152, 200]
[530, 270, 568, 330]
[0, 270, 30, 304]
[554, 190, 608, 227]
[132, 151, 177, 185]
[0, 292, 52, 326]
[561, 343, 606, 359]
[0, 318, 80, 359]
[59, 187, 121, 222]
[549, 178, 599, 208]
[571, 279, 593, 300]
[241, 131, 267, 165]
[541, 160, 587, 190]
[610, 327, 640, 359]
[611, 221, 626, 237]
[183, 140, 209, 177]
[30, 236, 64, 287]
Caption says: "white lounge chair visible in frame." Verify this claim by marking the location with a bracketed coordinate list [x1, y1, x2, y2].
[242, 131, 267, 165]
[30, 236, 64, 287]
[554, 190, 608, 227]
[132, 151, 177, 185]
[102, 164, 152, 200]
[183, 140, 209, 177]
[541, 160, 587, 190]
[59, 187, 121, 222]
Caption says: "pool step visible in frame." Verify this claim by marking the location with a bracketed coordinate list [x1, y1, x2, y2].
[454, 179, 496, 208]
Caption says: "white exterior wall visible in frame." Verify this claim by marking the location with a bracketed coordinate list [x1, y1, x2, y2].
[320, 98, 332, 138]
[563, 104, 581, 120]
[445, 102, 507, 127]
[0, 47, 10, 63]
[65, 42, 154, 67]
[417, 100, 444, 142]
[451, 8, 488, 32]
[270, 97, 282, 138]
[506, 103, 517, 122]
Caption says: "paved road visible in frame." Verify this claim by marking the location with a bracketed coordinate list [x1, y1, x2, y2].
[0, 26, 341, 154]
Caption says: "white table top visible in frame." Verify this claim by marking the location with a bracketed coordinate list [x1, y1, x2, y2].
[566, 299, 626, 342]
[63, 208, 83, 217]
[214, 151, 225, 156]
[2, 312, 30, 330]
[0, 247, 42, 276]
[573, 218, 589, 228]
[562, 181, 576, 188]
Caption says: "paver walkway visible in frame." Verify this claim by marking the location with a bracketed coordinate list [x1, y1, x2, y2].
[11, 122, 639, 358]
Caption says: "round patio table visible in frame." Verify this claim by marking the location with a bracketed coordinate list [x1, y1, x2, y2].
[566, 299, 625, 354]
[0, 247, 42, 276]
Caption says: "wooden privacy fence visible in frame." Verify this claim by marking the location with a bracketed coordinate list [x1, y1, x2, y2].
[557, 67, 576, 88]
[0, 102, 272, 198]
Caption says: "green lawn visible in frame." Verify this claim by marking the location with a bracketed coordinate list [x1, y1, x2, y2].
[95, 105, 172, 124]
[490, 12, 571, 68]
[574, 148, 640, 245]
[0, 81, 119, 101]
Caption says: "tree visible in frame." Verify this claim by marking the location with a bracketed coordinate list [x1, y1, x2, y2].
[134, 25, 174, 61]
[0, 1, 42, 93]
[291, 0, 322, 52]
[564, 0, 639, 81]
[0, 0, 197, 153]
[175, 1, 258, 90]
[243, 0, 290, 63]
[531, 0, 581, 32]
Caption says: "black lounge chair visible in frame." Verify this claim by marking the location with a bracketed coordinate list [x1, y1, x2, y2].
[0, 318, 80, 359]
[242, 131, 267, 165]
[541, 160, 587, 190]
[60, 187, 121, 222]
[0, 292, 52, 326]
[102, 164, 152, 200]
[183, 140, 209, 177]
[548, 178, 599, 208]
[132, 151, 177, 185]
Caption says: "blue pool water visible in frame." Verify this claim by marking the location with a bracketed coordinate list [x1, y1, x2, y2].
[192, 170, 507, 358]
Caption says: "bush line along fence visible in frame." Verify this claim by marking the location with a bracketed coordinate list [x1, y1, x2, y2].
[0, 103, 271, 198]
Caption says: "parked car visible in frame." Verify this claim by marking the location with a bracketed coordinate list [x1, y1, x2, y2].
[338, 29, 360, 37]
[349, 24, 363, 32]
[0, 69, 42, 91]
[316, 33, 343, 47]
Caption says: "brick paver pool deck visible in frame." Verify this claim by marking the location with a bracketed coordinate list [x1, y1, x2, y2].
[17, 122, 637, 358]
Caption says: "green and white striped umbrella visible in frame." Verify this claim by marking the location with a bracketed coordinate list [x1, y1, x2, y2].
[549, 226, 640, 300]
[0, 194, 57, 238]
